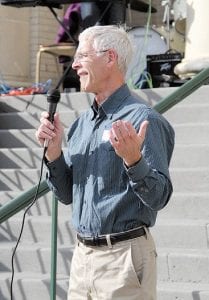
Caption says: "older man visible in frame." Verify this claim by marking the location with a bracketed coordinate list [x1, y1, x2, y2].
[36, 25, 175, 300]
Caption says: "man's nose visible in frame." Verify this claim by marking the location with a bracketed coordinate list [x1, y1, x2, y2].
[72, 59, 79, 70]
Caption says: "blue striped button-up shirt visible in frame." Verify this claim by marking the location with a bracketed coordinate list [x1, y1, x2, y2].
[46, 84, 175, 237]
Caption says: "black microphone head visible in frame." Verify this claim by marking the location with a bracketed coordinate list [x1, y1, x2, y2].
[47, 88, 60, 104]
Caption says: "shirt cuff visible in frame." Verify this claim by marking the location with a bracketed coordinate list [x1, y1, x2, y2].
[124, 156, 150, 181]
[46, 152, 66, 177]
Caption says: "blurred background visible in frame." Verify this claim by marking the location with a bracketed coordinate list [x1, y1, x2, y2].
[0, 1, 192, 92]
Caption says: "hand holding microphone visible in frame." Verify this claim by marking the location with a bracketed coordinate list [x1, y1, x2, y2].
[35, 89, 64, 161]
[44, 88, 60, 148]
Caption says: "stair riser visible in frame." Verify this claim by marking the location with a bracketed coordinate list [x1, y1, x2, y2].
[0, 277, 68, 300]
[0, 129, 68, 148]
[0, 218, 75, 245]
[0, 123, 209, 148]
[1, 248, 209, 284]
[1, 144, 209, 169]
[0, 247, 73, 275]
[158, 251, 209, 284]
[173, 124, 209, 144]
[157, 289, 209, 300]
[158, 194, 209, 219]
[0, 111, 77, 129]
[1, 104, 209, 130]
[170, 145, 209, 168]
[1, 86, 208, 115]
[0, 92, 93, 114]
[151, 222, 209, 249]
[1, 192, 209, 219]
[164, 105, 209, 124]
[1, 279, 209, 300]
[1, 168, 208, 192]
[0, 218, 208, 250]
[170, 169, 209, 193]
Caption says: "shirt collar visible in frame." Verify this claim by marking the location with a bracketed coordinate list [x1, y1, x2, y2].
[90, 84, 131, 120]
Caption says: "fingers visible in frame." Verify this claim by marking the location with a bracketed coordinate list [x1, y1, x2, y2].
[110, 120, 130, 143]
[35, 111, 58, 146]
[109, 120, 149, 147]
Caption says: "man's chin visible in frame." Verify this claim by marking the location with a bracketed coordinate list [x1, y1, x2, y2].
[80, 82, 90, 93]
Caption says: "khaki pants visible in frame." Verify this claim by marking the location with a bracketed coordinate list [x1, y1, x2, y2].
[68, 228, 157, 300]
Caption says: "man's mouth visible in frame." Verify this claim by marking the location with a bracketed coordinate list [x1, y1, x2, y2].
[78, 71, 88, 77]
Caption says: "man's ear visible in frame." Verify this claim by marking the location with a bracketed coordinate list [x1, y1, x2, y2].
[107, 49, 117, 63]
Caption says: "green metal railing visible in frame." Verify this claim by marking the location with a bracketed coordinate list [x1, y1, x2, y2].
[1, 67, 209, 300]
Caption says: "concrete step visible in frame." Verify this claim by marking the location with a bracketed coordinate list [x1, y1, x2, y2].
[0, 110, 77, 129]
[134, 85, 209, 107]
[0, 92, 93, 114]
[151, 219, 209, 250]
[0, 191, 72, 217]
[0, 166, 208, 195]
[1, 244, 209, 284]
[0, 118, 208, 149]
[170, 144, 209, 169]
[0, 111, 40, 129]
[0, 272, 69, 300]
[0, 148, 44, 169]
[1, 190, 209, 220]
[0, 169, 46, 191]
[1, 215, 208, 249]
[0, 216, 76, 245]
[0, 129, 68, 148]
[0, 143, 208, 169]
[0, 244, 74, 275]
[0, 167, 208, 193]
[170, 167, 209, 193]
[158, 192, 209, 220]
[0, 85, 208, 118]
[157, 282, 209, 300]
[1, 273, 209, 300]
[164, 103, 209, 125]
[158, 248, 209, 284]
[173, 122, 209, 144]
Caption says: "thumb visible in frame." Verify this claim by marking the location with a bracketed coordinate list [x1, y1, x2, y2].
[137, 120, 149, 142]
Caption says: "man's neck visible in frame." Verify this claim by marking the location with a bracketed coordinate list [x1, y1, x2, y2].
[95, 81, 125, 105]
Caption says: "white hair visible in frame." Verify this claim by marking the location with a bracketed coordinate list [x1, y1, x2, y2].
[78, 25, 133, 75]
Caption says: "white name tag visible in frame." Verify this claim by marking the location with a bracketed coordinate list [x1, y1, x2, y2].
[102, 129, 110, 142]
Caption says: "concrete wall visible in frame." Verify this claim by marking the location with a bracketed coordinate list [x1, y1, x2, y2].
[0, 5, 64, 88]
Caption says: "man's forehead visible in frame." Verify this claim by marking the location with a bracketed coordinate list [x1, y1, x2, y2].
[77, 40, 94, 52]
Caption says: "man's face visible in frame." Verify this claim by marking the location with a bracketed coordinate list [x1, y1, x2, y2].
[72, 41, 109, 93]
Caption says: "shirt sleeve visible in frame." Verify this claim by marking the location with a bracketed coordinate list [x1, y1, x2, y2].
[46, 152, 73, 205]
[125, 112, 174, 211]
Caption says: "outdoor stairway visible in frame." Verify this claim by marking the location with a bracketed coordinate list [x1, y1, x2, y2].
[0, 86, 209, 300]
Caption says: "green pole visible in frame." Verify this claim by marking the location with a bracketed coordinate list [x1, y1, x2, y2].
[50, 194, 58, 300]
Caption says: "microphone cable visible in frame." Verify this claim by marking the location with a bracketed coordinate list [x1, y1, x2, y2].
[10, 88, 60, 300]
[10, 145, 48, 300]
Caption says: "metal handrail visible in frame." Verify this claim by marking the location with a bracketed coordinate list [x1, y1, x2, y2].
[0, 66, 209, 300]
[0, 180, 49, 224]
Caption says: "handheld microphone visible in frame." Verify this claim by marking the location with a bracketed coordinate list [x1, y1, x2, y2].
[47, 88, 60, 123]
[44, 88, 60, 149]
